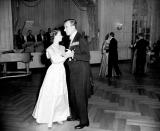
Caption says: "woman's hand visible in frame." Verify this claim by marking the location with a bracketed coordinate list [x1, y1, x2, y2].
[65, 49, 74, 59]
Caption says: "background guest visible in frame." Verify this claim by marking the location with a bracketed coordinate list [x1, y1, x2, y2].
[99, 33, 110, 77]
[15, 29, 25, 49]
[134, 33, 149, 75]
[37, 29, 45, 42]
[108, 32, 121, 81]
[27, 29, 36, 42]
[44, 27, 52, 49]
[131, 34, 139, 74]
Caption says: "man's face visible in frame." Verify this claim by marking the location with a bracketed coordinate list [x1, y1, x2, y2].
[64, 21, 74, 36]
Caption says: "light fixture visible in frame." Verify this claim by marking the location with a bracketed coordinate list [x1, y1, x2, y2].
[115, 22, 123, 30]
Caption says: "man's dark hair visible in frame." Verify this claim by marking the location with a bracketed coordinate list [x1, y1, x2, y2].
[50, 29, 61, 42]
[138, 33, 144, 38]
[64, 19, 77, 27]
[110, 32, 115, 37]
[105, 33, 110, 40]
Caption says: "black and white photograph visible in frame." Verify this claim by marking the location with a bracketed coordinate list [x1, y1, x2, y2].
[0, 0, 160, 131]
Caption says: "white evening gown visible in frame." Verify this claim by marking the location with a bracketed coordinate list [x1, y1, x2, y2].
[32, 45, 70, 127]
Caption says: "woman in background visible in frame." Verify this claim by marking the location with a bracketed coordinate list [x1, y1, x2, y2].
[131, 34, 139, 74]
[32, 29, 73, 128]
[99, 33, 110, 77]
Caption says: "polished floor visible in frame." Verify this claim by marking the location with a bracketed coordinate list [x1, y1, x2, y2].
[0, 61, 160, 131]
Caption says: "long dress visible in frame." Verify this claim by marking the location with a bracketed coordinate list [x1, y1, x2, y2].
[99, 40, 109, 77]
[32, 45, 70, 127]
[132, 49, 137, 74]
[99, 39, 116, 77]
[99, 52, 109, 77]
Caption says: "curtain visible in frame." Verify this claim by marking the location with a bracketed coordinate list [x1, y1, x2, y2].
[87, 5, 99, 50]
[0, 0, 13, 52]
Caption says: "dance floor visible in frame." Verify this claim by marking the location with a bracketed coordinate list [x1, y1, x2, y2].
[0, 61, 160, 131]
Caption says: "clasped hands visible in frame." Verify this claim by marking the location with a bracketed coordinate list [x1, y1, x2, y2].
[65, 49, 74, 59]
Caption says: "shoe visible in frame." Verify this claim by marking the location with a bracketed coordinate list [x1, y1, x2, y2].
[75, 123, 89, 129]
[105, 75, 109, 78]
[67, 116, 79, 121]
[48, 123, 52, 128]
[108, 78, 112, 85]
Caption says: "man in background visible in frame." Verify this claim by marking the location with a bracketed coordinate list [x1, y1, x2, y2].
[108, 32, 121, 81]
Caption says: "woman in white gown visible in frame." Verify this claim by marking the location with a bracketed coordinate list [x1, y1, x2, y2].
[32, 29, 73, 128]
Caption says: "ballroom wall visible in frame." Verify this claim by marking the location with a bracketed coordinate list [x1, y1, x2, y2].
[0, 0, 13, 52]
[98, 0, 133, 60]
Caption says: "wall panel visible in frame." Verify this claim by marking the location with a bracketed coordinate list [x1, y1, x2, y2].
[98, 0, 133, 60]
[0, 0, 13, 52]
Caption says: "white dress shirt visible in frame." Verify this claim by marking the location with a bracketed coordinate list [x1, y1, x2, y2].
[69, 30, 77, 45]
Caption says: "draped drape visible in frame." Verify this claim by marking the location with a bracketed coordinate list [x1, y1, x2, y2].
[11, 0, 99, 51]
[132, 0, 151, 44]
[0, 0, 13, 52]
[87, 5, 99, 50]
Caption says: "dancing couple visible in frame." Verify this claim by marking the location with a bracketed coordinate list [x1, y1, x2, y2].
[32, 19, 90, 129]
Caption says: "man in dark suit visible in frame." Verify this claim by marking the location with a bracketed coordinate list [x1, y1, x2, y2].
[27, 30, 36, 42]
[108, 32, 121, 80]
[15, 29, 25, 49]
[37, 29, 44, 42]
[135, 33, 149, 75]
[64, 19, 90, 129]
[44, 28, 51, 49]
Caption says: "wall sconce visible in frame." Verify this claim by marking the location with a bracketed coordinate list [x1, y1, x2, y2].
[115, 22, 123, 30]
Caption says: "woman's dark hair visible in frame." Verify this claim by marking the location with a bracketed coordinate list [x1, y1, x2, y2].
[110, 32, 115, 37]
[50, 29, 60, 42]
[105, 33, 109, 40]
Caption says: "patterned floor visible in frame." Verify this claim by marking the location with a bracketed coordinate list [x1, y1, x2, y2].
[0, 61, 160, 131]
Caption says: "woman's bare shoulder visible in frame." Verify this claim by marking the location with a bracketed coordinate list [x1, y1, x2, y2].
[46, 45, 54, 52]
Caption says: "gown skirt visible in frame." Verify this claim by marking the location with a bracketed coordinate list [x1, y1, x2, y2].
[99, 52, 116, 77]
[32, 63, 70, 126]
[99, 53, 109, 77]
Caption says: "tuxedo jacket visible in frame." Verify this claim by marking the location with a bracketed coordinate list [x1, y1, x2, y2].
[108, 37, 118, 60]
[16, 34, 25, 49]
[37, 34, 43, 42]
[135, 38, 149, 57]
[69, 32, 90, 62]
[27, 34, 36, 42]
